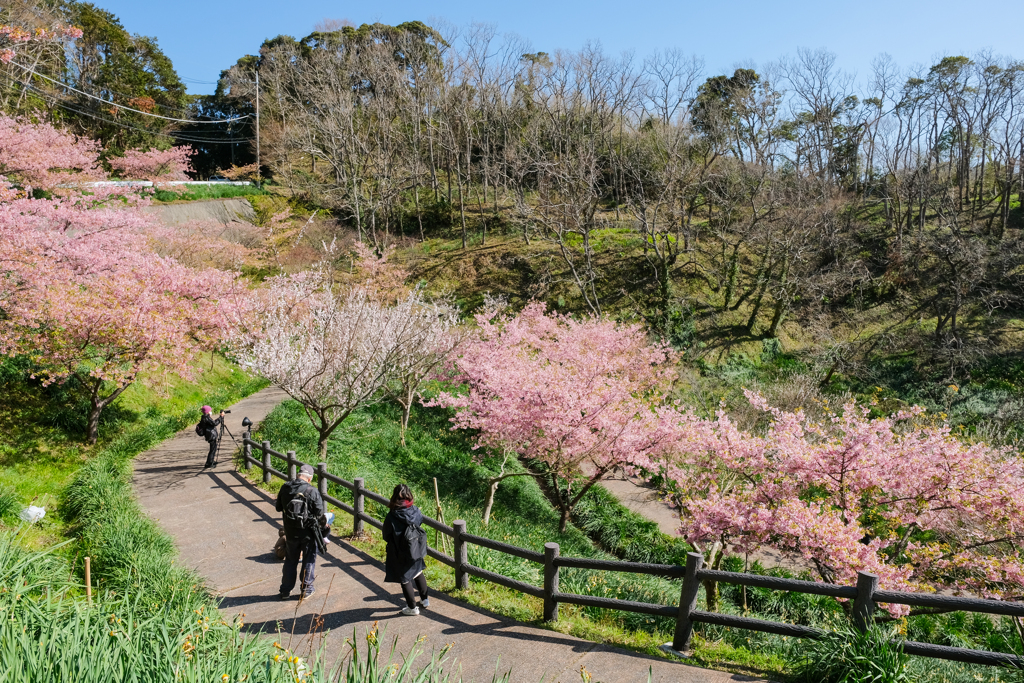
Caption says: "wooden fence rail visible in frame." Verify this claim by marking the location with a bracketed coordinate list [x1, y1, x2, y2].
[240, 433, 1024, 668]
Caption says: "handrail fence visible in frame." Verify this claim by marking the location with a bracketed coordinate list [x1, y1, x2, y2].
[240, 433, 1024, 668]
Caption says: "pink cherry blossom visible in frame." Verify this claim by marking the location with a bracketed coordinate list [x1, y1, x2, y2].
[108, 146, 194, 183]
[431, 302, 678, 532]
[662, 391, 1024, 612]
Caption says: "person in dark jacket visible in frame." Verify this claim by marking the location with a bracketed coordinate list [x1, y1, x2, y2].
[198, 406, 224, 468]
[382, 484, 430, 615]
[275, 464, 325, 600]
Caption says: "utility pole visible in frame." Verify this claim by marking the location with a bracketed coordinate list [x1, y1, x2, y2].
[255, 68, 261, 188]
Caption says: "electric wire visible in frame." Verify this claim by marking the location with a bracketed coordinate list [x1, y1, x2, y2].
[0, 73, 254, 145]
[10, 61, 250, 124]
[31, 67, 210, 118]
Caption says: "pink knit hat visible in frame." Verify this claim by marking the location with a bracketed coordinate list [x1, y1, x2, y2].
[201, 405, 212, 414]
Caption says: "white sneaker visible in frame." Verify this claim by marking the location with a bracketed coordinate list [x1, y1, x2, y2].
[400, 606, 420, 616]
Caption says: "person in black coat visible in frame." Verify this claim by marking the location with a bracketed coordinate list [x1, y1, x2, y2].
[198, 406, 224, 468]
[382, 484, 430, 615]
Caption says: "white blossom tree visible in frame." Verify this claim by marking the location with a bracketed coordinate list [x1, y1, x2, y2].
[386, 298, 467, 445]
[233, 273, 454, 457]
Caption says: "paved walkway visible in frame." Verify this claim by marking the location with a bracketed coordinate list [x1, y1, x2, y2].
[597, 471, 803, 572]
[133, 387, 766, 683]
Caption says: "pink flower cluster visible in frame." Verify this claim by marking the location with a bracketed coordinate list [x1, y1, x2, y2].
[435, 302, 678, 475]
[0, 23, 82, 64]
[108, 146, 194, 183]
[0, 115, 101, 191]
[663, 391, 1024, 605]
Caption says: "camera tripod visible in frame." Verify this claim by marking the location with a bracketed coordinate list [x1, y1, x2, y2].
[213, 418, 241, 467]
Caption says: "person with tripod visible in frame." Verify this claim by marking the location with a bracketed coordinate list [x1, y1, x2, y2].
[197, 406, 225, 468]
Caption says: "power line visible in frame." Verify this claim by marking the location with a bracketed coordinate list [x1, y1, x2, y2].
[11, 61, 250, 124]
[1, 73, 254, 145]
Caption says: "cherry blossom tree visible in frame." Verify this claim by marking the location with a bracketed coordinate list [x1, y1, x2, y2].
[0, 122, 241, 442]
[18, 249, 239, 442]
[108, 146, 194, 183]
[231, 272, 447, 457]
[662, 392, 1024, 613]
[0, 114, 101, 192]
[386, 299, 466, 446]
[0, 22, 82, 64]
[433, 302, 678, 531]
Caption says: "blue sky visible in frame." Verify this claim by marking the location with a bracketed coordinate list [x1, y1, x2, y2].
[96, 0, 1020, 95]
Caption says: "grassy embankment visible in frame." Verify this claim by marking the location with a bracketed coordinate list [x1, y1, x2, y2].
[153, 183, 268, 203]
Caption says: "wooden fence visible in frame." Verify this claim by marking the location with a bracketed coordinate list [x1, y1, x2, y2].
[240, 432, 1024, 668]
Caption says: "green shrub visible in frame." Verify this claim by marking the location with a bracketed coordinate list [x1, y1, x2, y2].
[793, 624, 910, 683]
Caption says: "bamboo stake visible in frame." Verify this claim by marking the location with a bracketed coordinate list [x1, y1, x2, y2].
[85, 556, 92, 604]
[433, 477, 451, 555]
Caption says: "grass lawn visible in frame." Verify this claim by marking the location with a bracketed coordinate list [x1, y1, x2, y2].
[153, 184, 267, 202]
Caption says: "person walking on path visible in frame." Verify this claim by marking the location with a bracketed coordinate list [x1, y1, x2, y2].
[275, 464, 325, 600]
[383, 484, 430, 616]
[198, 406, 224, 468]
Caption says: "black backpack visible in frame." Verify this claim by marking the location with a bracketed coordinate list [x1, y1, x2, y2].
[404, 522, 427, 561]
[283, 484, 313, 529]
[194, 421, 205, 437]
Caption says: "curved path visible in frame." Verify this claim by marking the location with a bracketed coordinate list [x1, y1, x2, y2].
[133, 387, 766, 683]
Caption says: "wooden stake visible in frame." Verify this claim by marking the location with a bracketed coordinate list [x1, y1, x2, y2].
[85, 556, 92, 604]
[433, 477, 451, 554]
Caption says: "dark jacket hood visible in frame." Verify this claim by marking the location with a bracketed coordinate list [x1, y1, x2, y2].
[391, 503, 422, 526]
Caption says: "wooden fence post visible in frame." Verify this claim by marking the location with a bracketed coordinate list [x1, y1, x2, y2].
[317, 462, 327, 497]
[84, 556, 91, 604]
[453, 520, 468, 590]
[287, 451, 297, 480]
[543, 542, 560, 622]
[261, 441, 271, 485]
[853, 572, 879, 632]
[672, 551, 705, 653]
[353, 477, 365, 536]
[242, 431, 251, 470]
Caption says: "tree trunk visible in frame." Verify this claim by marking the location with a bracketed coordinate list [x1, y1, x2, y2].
[400, 401, 412, 447]
[701, 543, 725, 612]
[722, 243, 740, 311]
[483, 479, 500, 526]
[86, 377, 132, 444]
[558, 506, 571, 533]
[767, 299, 787, 338]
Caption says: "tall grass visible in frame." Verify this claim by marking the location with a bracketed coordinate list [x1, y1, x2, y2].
[0, 531, 508, 682]
[793, 623, 910, 683]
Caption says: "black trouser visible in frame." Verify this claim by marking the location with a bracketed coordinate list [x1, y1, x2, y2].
[205, 438, 218, 467]
[400, 574, 428, 608]
[280, 535, 317, 595]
